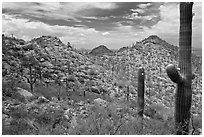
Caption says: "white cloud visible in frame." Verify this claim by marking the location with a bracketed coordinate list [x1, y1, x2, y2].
[130, 8, 145, 14]
[159, 3, 179, 24]
[192, 2, 202, 48]
[82, 16, 109, 20]
[2, 13, 137, 49]
[139, 2, 202, 48]
[126, 12, 157, 21]
[2, 14, 99, 49]
[2, 2, 117, 21]
[135, 3, 179, 45]
[2, 2, 201, 49]
[84, 2, 117, 10]
[114, 22, 134, 32]
[102, 32, 110, 36]
[137, 3, 152, 9]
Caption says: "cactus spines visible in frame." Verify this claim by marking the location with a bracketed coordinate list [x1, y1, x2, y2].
[166, 2, 194, 135]
[137, 67, 145, 133]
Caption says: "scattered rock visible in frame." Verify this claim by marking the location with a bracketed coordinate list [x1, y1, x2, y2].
[36, 96, 49, 104]
[89, 86, 100, 94]
[2, 114, 9, 120]
[51, 97, 59, 102]
[2, 116, 13, 126]
[16, 87, 33, 99]
[70, 116, 78, 128]
[64, 108, 75, 120]
[77, 101, 84, 106]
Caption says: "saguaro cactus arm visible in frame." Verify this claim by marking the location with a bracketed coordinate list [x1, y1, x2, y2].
[166, 64, 184, 84]
[166, 64, 195, 84]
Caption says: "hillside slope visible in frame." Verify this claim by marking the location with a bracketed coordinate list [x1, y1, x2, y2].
[2, 34, 202, 135]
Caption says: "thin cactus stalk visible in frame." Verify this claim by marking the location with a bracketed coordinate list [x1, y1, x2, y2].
[166, 2, 194, 135]
[127, 47, 131, 102]
[126, 85, 130, 101]
[137, 67, 145, 133]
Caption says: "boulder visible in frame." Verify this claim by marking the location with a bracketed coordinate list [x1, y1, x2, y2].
[16, 87, 33, 99]
[64, 108, 75, 120]
[89, 86, 100, 94]
[66, 75, 76, 82]
[77, 101, 84, 106]
[51, 97, 59, 102]
[36, 96, 49, 104]
[93, 98, 108, 108]
[2, 115, 13, 126]
[99, 86, 108, 94]
[42, 61, 53, 68]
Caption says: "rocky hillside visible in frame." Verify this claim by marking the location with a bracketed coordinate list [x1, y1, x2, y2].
[89, 45, 113, 56]
[2, 34, 202, 135]
[96, 35, 202, 114]
[3, 35, 113, 89]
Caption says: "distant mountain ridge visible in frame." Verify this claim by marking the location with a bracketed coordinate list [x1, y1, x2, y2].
[141, 35, 178, 51]
[116, 35, 178, 56]
[89, 45, 113, 56]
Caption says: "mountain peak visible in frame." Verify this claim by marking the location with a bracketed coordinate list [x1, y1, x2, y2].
[89, 45, 113, 56]
[141, 35, 178, 52]
[98, 45, 106, 48]
[147, 35, 161, 40]
[142, 35, 163, 44]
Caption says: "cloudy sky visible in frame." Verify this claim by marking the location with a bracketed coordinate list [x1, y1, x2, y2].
[2, 2, 202, 49]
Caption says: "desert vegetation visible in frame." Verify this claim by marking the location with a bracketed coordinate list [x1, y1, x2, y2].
[2, 2, 202, 135]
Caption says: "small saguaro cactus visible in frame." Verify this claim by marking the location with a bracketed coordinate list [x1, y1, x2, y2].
[137, 67, 145, 116]
[137, 67, 145, 133]
[166, 2, 194, 135]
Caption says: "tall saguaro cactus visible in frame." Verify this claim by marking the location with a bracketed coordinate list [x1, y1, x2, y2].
[137, 67, 145, 133]
[166, 2, 194, 135]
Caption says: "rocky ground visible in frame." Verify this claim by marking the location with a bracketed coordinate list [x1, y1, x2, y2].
[2, 34, 202, 135]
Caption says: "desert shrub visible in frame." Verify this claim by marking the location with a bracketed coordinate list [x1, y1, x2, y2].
[189, 115, 202, 134]
[192, 115, 202, 129]
[69, 101, 130, 135]
[118, 117, 143, 135]
[2, 118, 32, 135]
[2, 107, 34, 135]
[143, 118, 175, 135]
[2, 80, 17, 97]
[34, 84, 67, 100]
[35, 112, 54, 126]
[127, 100, 138, 109]
[2, 80, 29, 103]
[9, 107, 30, 119]
[66, 75, 76, 82]
[117, 80, 126, 89]
[16, 81, 30, 91]
[88, 69, 98, 76]
[144, 103, 174, 121]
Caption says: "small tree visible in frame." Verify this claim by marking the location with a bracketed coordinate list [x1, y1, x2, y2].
[21, 54, 39, 92]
